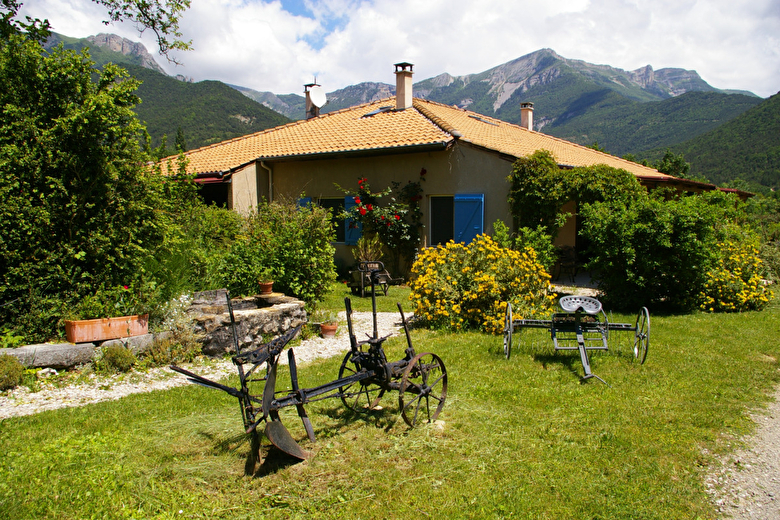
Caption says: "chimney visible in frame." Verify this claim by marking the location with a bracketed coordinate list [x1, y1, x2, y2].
[304, 82, 322, 119]
[520, 102, 534, 131]
[394, 62, 414, 110]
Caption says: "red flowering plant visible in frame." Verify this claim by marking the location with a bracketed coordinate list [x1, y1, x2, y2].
[338, 169, 425, 275]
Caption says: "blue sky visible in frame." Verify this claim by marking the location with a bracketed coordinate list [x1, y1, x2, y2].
[20, 0, 780, 97]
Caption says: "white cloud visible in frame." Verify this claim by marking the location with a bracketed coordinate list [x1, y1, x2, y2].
[18, 0, 780, 97]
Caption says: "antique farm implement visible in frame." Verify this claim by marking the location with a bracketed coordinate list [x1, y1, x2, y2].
[502, 295, 649, 385]
[171, 262, 447, 462]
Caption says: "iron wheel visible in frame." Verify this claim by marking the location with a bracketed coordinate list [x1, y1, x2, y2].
[503, 302, 513, 359]
[633, 307, 650, 364]
[399, 352, 447, 427]
[338, 351, 384, 413]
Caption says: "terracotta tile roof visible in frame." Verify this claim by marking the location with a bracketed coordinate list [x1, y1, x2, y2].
[163, 97, 673, 182]
[162, 99, 451, 175]
[413, 99, 671, 179]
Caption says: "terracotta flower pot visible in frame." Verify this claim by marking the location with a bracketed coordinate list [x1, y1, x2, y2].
[259, 281, 274, 295]
[64, 314, 149, 344]
[319, 322, 338, 339]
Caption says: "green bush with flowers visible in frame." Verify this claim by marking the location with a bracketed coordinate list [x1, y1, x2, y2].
[339, 170, 425, 275]
[700, 240, 773, 312]
[409, 235, 555, 334]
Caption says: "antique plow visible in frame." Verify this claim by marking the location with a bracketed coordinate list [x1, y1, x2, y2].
[502, 295, 649, 385]
[171, 262, 447, 462]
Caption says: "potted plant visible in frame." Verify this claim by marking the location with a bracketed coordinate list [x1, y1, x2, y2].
[64, 284, 151, 344]
[311, 310, 339, 339]
[258, 267, 275, 295]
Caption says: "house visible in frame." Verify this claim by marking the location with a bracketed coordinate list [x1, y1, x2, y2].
[162, 62, 722, 271]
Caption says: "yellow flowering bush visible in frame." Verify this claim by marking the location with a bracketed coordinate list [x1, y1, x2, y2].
[409, 235, 555, 334]
[700, 240, 773, 312]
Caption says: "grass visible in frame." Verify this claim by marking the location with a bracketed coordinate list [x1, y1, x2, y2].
[319, 281, 412, 314]
[1, 295, 779, 519]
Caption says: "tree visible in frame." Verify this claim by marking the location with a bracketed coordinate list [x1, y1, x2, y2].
[0, 35, 198, 340]
[1, 0, 191, 61]
[655, 149, 691, 178]
[0, 0, 193, 341]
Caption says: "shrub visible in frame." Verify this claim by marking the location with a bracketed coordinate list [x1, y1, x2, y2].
[96, 345, 137, 374]
[352, 234, 384, 263]
[493, 220, 557, 272]
[580, 190, 738, 311]
[0, 354, 24, 390]
[507, 150, 645, 238]
[141, 338, 201, 366]
[409, 235, 555, 334]
[140, 293, 202, 367]
[700, 239, 773, 312]
[339, 172, 425, 275]
[217, 198, 337, 304]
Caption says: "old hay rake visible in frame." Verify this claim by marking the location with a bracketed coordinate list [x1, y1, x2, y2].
[502, 295, 650, 385]
[171, 262, 447, 466]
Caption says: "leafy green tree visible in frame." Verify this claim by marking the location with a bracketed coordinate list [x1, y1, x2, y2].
[655, 149, 691, 178]
[175, 126, 187, 152]
[0, 38, 139, 335]
[0, 36, 198, 340]
[587, 141, 606, 153]
[1, 0, 191, 60]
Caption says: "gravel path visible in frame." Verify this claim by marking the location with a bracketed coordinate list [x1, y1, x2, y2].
[2, 308, 779, 520]
[0, 311, 406, 420]
[707, 385, 780, 519]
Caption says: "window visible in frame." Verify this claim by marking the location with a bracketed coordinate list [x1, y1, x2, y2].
[429, 194, 484, 245]
[430, 196, 454, 245]
[198, 182, 229, 207]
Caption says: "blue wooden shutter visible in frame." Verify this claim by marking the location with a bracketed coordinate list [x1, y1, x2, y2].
[453, 194, 484, 244]
[344, 196, 362, 245]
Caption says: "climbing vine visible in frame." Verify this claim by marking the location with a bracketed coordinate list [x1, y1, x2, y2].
[507, 150, 644, 238]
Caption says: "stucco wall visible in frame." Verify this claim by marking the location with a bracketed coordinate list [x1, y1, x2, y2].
[229, 163, 259, 214]
[249, 143, 521, 267]
[554, 200, 577, 248]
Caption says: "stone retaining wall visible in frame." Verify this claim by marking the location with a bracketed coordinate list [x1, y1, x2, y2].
[0, 289, 306, 370]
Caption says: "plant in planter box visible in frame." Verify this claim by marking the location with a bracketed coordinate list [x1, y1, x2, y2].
[64, 282, 158, 343]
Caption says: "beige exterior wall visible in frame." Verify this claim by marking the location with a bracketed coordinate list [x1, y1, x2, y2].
[553, 200, 577, 248]
[246, 143, 518, 268]
[229, 163, 259, 214]
[226, 145, 583, 271]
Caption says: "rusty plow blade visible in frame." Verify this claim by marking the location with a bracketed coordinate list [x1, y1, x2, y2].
[265, 418, 310, 460]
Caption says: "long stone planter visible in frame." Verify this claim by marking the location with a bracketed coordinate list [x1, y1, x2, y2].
[64, 314, 149, 344]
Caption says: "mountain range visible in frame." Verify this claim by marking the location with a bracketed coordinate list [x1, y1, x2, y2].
[47, 33, 778, 190]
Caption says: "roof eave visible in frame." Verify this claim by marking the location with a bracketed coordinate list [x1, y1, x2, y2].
[236, 141, 451, 167]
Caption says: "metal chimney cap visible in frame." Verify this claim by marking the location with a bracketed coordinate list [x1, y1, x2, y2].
[394, 62, 414, 72]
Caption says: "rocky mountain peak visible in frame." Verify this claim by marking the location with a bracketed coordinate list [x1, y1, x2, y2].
[86, 33, 166, 75]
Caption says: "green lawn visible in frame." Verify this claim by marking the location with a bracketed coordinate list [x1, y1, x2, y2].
[1, 295, 779, 519]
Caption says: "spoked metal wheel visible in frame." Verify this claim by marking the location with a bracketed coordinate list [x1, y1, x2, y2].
[633, 307, 650, 364]
[338, 351, 384, 413]
[503, 302, 513, 360]
[399, 352, 448, 427]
